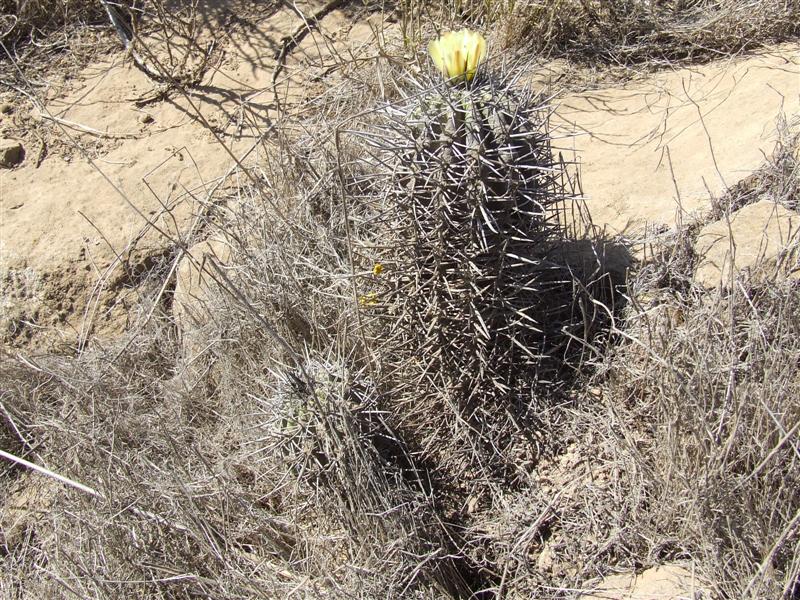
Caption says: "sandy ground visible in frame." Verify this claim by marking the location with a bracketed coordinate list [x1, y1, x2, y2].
[2, 1, 797, 350]
[1, 0, 381, 349]
[555, 45, 800, 237]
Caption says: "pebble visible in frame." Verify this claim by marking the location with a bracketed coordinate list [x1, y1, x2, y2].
[0, 139, 23, 167]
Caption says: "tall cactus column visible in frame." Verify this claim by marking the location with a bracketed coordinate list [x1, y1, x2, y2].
[366, 30, 587, 485]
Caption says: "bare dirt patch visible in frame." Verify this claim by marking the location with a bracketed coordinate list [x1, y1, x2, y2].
[554, 44, 800, 238]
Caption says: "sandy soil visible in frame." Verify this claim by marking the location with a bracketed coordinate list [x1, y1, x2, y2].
[4, 23, 796, 348]
[3, 1, 797, 349]
[554, 44, 800, 236]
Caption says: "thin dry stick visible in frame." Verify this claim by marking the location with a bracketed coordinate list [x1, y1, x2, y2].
[334, 128, 376, 379]
[0, 448, 101, 498]
[742, 507, 800, 597]
[272, 0, 347, 82]
[38, 113, 140, 139]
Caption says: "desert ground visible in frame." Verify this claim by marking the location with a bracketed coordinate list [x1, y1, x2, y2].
[1, 1, 799, 598]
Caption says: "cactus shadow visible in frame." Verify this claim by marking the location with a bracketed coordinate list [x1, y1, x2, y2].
[543, 233, 633, 371]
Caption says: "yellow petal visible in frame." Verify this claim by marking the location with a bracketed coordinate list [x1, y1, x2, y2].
[428, 39, 446, 76]
[440, 31, 457, 76]
[464, 31, 487, 81]
[448, 46, 464, 79]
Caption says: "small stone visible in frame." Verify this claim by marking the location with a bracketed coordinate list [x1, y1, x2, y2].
[694, 200, 800, 288]
[537, 542, 555, 573]
[139, 113, 154, 124]
[579, 564, 712, 599]
[0, 103, 12, 114]
[0, 139, 23, 167]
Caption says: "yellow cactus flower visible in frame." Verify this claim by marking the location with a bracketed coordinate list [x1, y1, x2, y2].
[372, 263, 384, 276]
[428, 29, 487, 83]
[358, 292, 379, 307]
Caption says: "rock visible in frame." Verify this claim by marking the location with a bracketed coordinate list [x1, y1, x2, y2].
[139, 113, 154, 124]
[536, 540, 556, 573]
[580, 564, 712, 599]
[694, 200, 799, 288]
[0, 139, 23, 167]
[173, 238, 232, 361]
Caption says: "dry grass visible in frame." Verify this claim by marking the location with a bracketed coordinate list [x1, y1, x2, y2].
[0, 0, 103, 44]
[593, 245, 800, 598]
[399, 0, 800, 68]
[0, 118, 483, 596]
[467, 266, 800, 597]
[7, 169, 798, 598]
[2, 2, 800, 599]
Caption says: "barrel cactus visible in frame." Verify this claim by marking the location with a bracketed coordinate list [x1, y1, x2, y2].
[360, 30, 600, 485]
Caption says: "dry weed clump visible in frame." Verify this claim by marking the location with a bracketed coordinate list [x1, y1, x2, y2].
[507, 0, 800, 64]
[0, 115, 481, 596]
[451, 231, 800, 598]
[482, 137, 800, 597]
[0, 304, 459, 596]
[185, 130, 491, 595]
[400, 0, 800, 67]
[0, 0, 103, 44]
[596, 270, 800, 598]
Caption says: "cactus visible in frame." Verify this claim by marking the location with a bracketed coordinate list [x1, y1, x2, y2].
[361, 30, 597, 485]
[272, 359, 476, 596]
